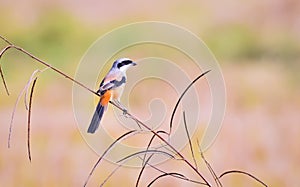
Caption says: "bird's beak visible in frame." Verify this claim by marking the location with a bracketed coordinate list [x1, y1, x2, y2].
[132, 62, 137, 66]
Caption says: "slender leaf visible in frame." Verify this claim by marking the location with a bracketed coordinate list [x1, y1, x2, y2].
[83, 130, 137, 187]
[27, 77, 37, 162]
[7, 69, 46, 149]
[170, 70, 211, 134]
[142, 130, 169, 166]
[219, 170, 268, 187]
[136, 154, 154, 187]
[0, 64, 9, 95]
[183, 111, 198, 170]
[147, 172, 186, 187]
[146, 162, 206, 186]
[99, 163, 125, 187]
[0, 35, 13, 45]
[197, 139, 222, 187]
[117, 150, 175, 164]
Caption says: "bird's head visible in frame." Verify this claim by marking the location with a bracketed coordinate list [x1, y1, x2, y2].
[113, 58, 137, 72]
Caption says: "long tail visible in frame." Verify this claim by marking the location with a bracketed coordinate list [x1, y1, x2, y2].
[87, 102, 106, 133]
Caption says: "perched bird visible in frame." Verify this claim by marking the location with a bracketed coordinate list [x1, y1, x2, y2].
[87, 58, 137, 133]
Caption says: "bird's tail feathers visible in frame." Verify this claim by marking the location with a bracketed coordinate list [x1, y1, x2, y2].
[87, 102, 106, 133]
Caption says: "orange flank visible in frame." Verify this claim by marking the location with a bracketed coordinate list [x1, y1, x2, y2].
[100, 90, 112, 106]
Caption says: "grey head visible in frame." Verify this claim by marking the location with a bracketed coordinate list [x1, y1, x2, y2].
[112, 58, 137, 72]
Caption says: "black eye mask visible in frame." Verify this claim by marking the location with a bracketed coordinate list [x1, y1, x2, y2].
[117, 60, 132, 69]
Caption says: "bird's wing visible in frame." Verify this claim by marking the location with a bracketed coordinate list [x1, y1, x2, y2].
[97, 73, 126, 95]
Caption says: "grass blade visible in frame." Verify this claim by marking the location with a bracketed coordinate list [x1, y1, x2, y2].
[7, 69, 46, 149]
[147, 172, 186, 187]
[99, 164, 123, 187]
[27, 77, 38, 162]
[197, 139, 222, 187]
[0, 64, 9, 95]
[8, 80, 29, 148]
[84, 130, 137, 187]
[136, 154, 155, 187]
[0, 35, 13, 45]
[146, 162, 206, 185]
[170, 70, 211, 134]
[141, 130, 168, 166]
[219, 170, 268, 187]
[183, 111, 198, 170]
[117, 150, 175, 164]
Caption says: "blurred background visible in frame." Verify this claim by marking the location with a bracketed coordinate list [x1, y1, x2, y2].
[0, 0, 299, 186]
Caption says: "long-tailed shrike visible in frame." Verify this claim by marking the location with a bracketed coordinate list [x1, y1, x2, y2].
[87, 58, 137, 133]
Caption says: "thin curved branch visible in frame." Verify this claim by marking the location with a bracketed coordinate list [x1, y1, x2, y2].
[147, 172, 188, 187]
[137, 129, 186, 187]
[27, 77, 37, 162]
[219, 170, 268, 187]
[0, 35, 13, 45]
[169, 70, 211, 135]
[183, 111, 198, 170]
[99, 164, 123, 187]
[24, 69, 47, 109]
[100, 156, 138, 187]
[7, 83, 27, 148]
[141, 130, 169, 166]
[0, 45, 14, 95]
[0, 45, 13, 58]
[83, 130, 137, 187]
[117, 150, 175, 164]
[137, 154, 206, 187]
[0, 63, 9, 95]
[0, 41, 98, 97]
[136, 154, 155, 187]
[146, 161, 206, 186]
[7, 68, 47, 149]
[197, 139, 222, 187]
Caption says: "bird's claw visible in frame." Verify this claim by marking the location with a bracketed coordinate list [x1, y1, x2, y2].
[122, 108, 128, 115]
